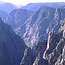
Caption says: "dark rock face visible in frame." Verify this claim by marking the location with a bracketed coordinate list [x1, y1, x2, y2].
[22, 6, 65, 48]
[33, 53, 48, 65]
[34, 40, 47, 56]
[43, 32, 64, 64]
[20, 48, 35, 65]
[0, 18, 26, 65]
[20, 40, 48, 65]
[20, 30, 65, 65]
[33, 40, 48, 65]
[43, 20, 65, 65]
[20, 19, 65, 65]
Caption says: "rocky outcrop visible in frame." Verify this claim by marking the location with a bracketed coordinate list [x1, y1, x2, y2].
[43, 19, 65, 65]
[0, 17, 26, 65]
[0, 3, 65, 65]
[6, 5, 65, 49]
[33, 40, 48, 65]
[20, 40, 47, 65]
[22, 6, 65, 48]
[20, 48, 35, 65]
[6, 9, 33, 37]
[20, 30, 65, 65]
[43, 31, 64, 64]
[33, 53, 48, 65]
[20, 19, 65, 65]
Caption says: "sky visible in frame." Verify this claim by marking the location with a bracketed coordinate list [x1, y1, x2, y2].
[0, 0, 65, 5]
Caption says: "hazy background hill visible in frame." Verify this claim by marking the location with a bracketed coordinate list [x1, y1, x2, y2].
[0, 2, 17, 13]
[21, 2, 65, 11]
[0, 10, 8, 21]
